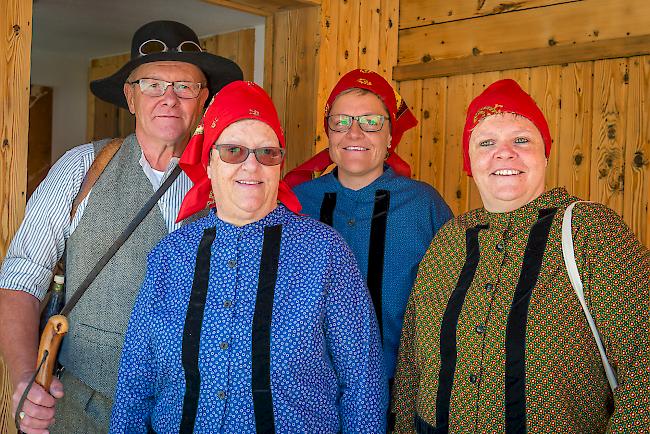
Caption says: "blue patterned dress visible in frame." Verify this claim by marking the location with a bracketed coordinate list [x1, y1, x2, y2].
[110, 205, 386, 433]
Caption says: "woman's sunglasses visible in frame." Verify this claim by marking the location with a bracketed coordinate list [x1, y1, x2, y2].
[212, 144, 285, 166]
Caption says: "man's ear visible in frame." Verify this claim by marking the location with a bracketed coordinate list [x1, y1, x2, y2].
[124, 83, 136, 114]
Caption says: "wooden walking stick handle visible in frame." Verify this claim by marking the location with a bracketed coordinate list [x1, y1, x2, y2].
[35, 315, 69, 389]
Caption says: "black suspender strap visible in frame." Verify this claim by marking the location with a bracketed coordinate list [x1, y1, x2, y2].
[252, 225, 283, 434]
[504, 207, 556, 434]
[180, 227, 216, 433]
[319, 192, 337, 226]
[367, 189, 390, 339]
[435, 225, 484, 433]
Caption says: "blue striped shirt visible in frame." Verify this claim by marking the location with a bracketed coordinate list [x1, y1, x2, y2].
[0, 138, 193, 300]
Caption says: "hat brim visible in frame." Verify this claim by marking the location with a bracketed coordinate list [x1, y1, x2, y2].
[90, 52, 243, 109]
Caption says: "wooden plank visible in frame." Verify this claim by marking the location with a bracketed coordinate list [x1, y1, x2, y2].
[87, 53, 130, 140]
[271, 9, 290, 137]
[396, 80, 422, 179]
[358, 0, 381, 70]
[27, 86, 53, 198]
[378, 0, 399, 81]
[590, 58, 628, 215]
[623, 56, 650, 246]
[202, 0, 322, 16]
[443, 74, 473, 216]
[282, 6, 320, 172]
[397, 0, 650, 67]
[315, 0, 340, 154]
[399, 0, 579, 29]
[1, 1, 32, 431]
[202, 33, 219, 54]
[117, 109, 135, 138]
[92, 98, 118, 141]
[500, 68, 530, 92]
[264, 15, 274, 94]
[336, 0, 360, 75]
[529, 65, 562, 189]
[202, 0, 273, 16]
[394, 34, 650, 81]
[557, 61, 593, 199]
[419, 76, 447, 191]
[208, 28, 256, 82]
[1, 0, 32, 257]
[214, 31, 240, 67]
[237, 28, 256, 82]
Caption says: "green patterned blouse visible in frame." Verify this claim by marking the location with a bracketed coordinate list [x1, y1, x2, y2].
[393, 188, 650, 433]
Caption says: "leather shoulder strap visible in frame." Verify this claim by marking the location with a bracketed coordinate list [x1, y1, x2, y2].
[69, 137, 124, 221]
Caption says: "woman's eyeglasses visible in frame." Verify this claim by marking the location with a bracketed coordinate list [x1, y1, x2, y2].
[212, 144, 285, 166]
[138, 39, 203, 57]
[127, 78, 204, 99]
[327, 114, 386, 133]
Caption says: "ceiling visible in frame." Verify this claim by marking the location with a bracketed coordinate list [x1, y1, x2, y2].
[32, 0, 265, 59]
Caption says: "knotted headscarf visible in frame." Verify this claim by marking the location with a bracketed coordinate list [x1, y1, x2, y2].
[283, 69, 418, 187]
[463, 79, 552, 177]
[176, 81, 301, 222]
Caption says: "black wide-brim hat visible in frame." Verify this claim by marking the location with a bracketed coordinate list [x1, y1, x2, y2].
[90, 20, 243, 109]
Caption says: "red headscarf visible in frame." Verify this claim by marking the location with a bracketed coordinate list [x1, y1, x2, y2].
[176, 81, 301, 222]
[283, 69, 418, 187]
[463, 79, 552, 177]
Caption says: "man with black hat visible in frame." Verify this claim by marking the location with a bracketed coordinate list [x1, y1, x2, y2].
[0, 20, 242, 433]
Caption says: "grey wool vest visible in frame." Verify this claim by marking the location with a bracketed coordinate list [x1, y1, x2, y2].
[60, 134, 169, 398]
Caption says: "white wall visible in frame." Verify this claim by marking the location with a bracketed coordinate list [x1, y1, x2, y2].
[30, 49, 90, 162]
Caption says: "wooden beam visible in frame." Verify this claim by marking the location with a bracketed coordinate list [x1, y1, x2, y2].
[202, 0, 320, 16]
[394, 35, 650, 81]
[1, 2, 32, 432]
[398, 0, 650, 67]
[1, 0, 31, 257]
[263, 15, 274, 95]
[399, 0, 581, 30]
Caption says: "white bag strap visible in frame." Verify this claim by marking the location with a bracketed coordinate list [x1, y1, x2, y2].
[562, 201, 618, 391]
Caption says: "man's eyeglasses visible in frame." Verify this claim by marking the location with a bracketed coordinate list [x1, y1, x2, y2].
[128, 78, 204, 99]
[212, 144, 285, 166]
[327, 114, 386, 133]
[138, 39, 203, 57]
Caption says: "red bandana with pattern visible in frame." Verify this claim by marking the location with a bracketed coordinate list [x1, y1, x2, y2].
[176, 81, 301, 222]
[462, 79, 552, 176]
[284, 69, 418, 187]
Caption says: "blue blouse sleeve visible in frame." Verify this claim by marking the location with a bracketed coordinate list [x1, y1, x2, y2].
[323, 238, 388, 433]
[110, 248, 163, 433]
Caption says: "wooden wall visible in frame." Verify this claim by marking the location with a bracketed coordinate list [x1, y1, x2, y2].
[28, 85, 53, 198]
[212, 0, 401, 173]
[87, 28, 256, 141]
[394, 0, 650, 248]
[1, 0, 32, 430]
[312, 0, 400, 155]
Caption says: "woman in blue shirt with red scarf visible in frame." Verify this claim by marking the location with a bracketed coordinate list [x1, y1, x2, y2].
[285, 70, 452, 395]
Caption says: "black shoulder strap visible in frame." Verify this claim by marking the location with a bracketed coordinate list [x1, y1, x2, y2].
[59, 165, 181, 316]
